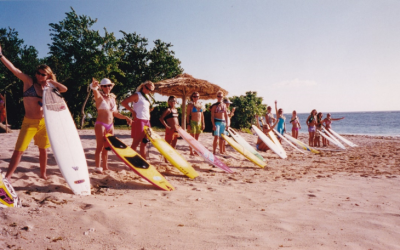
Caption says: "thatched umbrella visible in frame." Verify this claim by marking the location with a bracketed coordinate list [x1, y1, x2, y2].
[154, 73, 228, 130]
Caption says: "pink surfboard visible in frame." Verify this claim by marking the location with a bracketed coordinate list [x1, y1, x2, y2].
[176, 126, 233, 173]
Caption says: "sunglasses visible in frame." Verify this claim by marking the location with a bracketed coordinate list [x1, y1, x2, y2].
[217, 96, 223, 98]
[192, 96, 199, 98]
[145, 85, 154, 91]
[101, 85, 112, 88]
[36, 71, 47, 77]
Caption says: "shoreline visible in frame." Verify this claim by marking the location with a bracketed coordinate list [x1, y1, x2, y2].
[1, 129, 400, 249]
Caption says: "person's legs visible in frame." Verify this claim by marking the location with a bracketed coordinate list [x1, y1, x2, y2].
[213, 136, 218, 155]
[38, 148, 48, 179]
[94, 123, 106, 172]
[5, 150, 24, 181]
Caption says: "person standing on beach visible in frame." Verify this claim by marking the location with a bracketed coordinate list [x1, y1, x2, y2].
[222, 97, 235, 150]
[306, 109, 318, 147]
[186, 92, 205, 156]
[322, 113, 344, 146]
[121, 81, 155, 159]
[0, 45, 67, 181]
[290, 110, 301, 139]
[210, 91, 229, 155]
[315, 112, 323, 147]
[274, 100, 286, 143]
[90, 78, 132, 173]
[160, 96, 180, 150]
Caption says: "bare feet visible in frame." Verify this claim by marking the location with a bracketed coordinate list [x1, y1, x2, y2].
[40, 173, 48, 180]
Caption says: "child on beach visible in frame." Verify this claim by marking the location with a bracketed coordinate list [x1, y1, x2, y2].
[210, 91, 229, 155]
[306, 109, 317, 147]
[186, 92, 205, 156]
[290, 110, 301, 139]
[90, 78, 131, 173]
[274, 100, 286, 143]
[160, 96, 180, 149]
[0, 44, 67, 181]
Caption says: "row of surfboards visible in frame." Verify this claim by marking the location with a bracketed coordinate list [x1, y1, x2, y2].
[0, 85, 358, 207]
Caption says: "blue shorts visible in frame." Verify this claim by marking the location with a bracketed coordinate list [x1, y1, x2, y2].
[213, 119, 226, 137]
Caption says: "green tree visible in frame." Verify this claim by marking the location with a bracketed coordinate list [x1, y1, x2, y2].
[229, 91, 267, 129]
[46, 7, 122, 128]
[0, 28, 40, 128]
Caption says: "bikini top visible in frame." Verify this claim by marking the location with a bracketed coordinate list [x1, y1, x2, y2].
[290, 117, 298, 123]
[214, 103, 226, 113]
[325, 119, 332, 126]
[165, 108, 178, 120]
[308, 116, 314, 123]
[192, 106, 203, 112]
[23, 84, 42, 99]
[98, 98, 117, 112]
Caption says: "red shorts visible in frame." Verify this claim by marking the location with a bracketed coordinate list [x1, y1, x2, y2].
[131, 118, 150, 140]
[165, 127, 178, 142]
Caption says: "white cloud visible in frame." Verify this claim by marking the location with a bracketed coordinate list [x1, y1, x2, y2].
[273, 79, 317, 88]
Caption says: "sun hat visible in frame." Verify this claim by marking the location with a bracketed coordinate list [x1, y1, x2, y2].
[223, 97, 232, 104]
[100, 78, 114, 86]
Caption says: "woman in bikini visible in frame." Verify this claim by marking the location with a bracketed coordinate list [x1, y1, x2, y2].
[322, 113, 344, 146]
[90, 78, 131, 173]
[210, 91, 229, 155]
[290, 110, 301, 139]
[274, 100, 286, 143]
[0, 44, 67, 181]
[186, 92, 205, 156]
[121, 81, 155, 159]
[306, 109, 317, 147]
[160, 96, 180, 150]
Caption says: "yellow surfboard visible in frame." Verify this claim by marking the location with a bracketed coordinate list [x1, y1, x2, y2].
[0, 174, 21, 208]
[105, 134, 174, 191]
[144, 126, 198, 179]
[222, 134, 267, 168]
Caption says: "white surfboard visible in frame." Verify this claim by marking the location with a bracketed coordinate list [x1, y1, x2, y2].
[318, 130, 346, 150]
[252, 125, 287, 159]
[283, 133, 320, 154]
[321, 128, 346, 148]
[328, 129, 358, 147]
[272, 130, 306, 154]
[43, 85, 91, 195]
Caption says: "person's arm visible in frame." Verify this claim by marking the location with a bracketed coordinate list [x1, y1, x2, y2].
[265, 118, 279, 133]
[121, 93, 138, 119]
[210, 105, 216, 130]
[254, 114, 261, 129]
[229, 107, 236, 118]
[224, 105, 229, 127]
[0, 45, 32, 84]
[47, 79, 68, 93]
[186, 103, 192, 131]
[274, 100, 278, 117]
[298, 117, 302, 129]
[306, 115, 310, 126]
[331, 117, 344, 121]
[201, 111, 205, 130]
[113, 110, 132, 126]
[159, 109, 171, 129]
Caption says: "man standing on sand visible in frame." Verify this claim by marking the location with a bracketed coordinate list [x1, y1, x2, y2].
[0, 45, 67, 181]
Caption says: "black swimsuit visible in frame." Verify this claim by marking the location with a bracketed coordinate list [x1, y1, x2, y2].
[165, 109, 178, 120]
[23, 84, 42, 99]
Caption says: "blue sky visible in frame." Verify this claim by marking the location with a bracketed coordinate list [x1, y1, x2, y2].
[1, 0, 399, 113]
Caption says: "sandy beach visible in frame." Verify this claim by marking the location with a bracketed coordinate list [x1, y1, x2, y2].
[1, 129, 399, 249]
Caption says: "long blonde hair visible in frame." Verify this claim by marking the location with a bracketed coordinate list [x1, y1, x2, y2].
[35, 65, 57, 81]
[136, 81, 154, 93]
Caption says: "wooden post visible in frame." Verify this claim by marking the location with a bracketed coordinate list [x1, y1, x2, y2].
[181, 94, 187, 130]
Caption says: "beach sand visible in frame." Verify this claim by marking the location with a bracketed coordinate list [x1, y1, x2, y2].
[1, 129, 399, 249]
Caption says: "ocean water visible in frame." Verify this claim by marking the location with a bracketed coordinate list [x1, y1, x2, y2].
[283, 111, 400, 136]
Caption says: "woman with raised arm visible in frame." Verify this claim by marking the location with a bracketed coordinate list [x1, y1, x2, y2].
[121, 81, 155, 159]
[186, 92, 205, 156]
[274, 100, 286, 143]
[0, 44, 67, 181]
[306, 109, 318, 147]
[322, 113, 344, 146]
[90, 78, 132, 173]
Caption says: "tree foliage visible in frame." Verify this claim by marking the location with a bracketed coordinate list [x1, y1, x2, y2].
[0, 28, 40, 128]
[229, 91, 267, 129]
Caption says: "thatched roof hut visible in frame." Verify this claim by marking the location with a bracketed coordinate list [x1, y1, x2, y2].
[154, 73, 228, 129]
